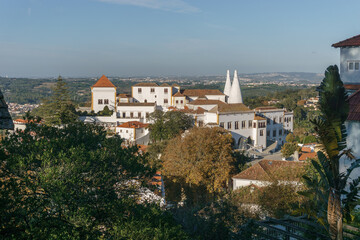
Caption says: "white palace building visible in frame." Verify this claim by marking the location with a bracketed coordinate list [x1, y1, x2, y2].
[85, 70, 293, 149]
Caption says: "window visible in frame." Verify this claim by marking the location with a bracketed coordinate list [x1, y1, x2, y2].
[120, 130, 122, 133]
[151, 88, 155, 93]
[164, 99, 168, 104]
[279, 117, 282, 123]
[98, 99, 103, 104]
[348, 61, 360, 71]
[144, 99, 147, 103]
[180, 100, 183, 104]
[146, 112, 149, 118]
[138, 88, 142, 93]
[279, 129, 282, 136]
[267, 130, 270, 136]
[220, 122, 224, 128]
[253, 122, 257, 128]
[164, 88, 168, 93]
[235, 121, 239, 129]
[273, 130, 276, 137]
[138, 112, 141, 118]
[130, 112, 133, 118]
[104, 99, 109, 104]
[176, 100, 179, 104]
[260, 130, 263, 136]
[126, 130, 128, 133]
[273, 117, 277, 124]
[248, 120, 253, 128]
[227, 122, 232, 129]
[259, 122, 265, 128]
[242, 121, 246, 129]
[122, 112, 125, 118]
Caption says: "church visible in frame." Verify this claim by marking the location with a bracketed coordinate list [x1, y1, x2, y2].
[87, 70, 293, 150]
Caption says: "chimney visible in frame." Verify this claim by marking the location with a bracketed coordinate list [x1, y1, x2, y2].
[228, 70, 243, 104]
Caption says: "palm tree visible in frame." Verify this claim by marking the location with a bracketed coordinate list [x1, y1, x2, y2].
[302, 65, 360, 240]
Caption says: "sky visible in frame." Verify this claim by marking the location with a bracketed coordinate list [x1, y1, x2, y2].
[1, 0, 360, 77]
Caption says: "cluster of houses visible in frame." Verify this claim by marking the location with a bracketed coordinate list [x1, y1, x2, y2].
[86, 70, 294, 151]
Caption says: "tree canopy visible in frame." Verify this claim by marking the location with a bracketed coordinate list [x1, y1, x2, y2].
[32, 76, 78, 125]
[162, 127, 235, 205]
[148, 110, 193, 142]
[0, 122, 187, 239]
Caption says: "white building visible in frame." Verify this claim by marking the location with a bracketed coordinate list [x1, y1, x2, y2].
[332, 34, 360, 83]
[89, 71, 293, 149]
[91, 75, 117, 113]
[116, 121, 150, 145]
[232, 159, 305, 190]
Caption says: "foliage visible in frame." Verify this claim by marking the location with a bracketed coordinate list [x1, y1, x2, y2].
[162, 127, 235, 205]
[0, 122, 187, 239]
[171, 192, 258, 240]
[231, 150, 252, 173]
[300, 65, 360, 240]
[256, 181, 306, 219]
[281, 142, 300, 158]
[148, 110, 193, 142]
[98, 105, 113, 116]
[32, 76, 78, 125]
[285, 133, 296, 142]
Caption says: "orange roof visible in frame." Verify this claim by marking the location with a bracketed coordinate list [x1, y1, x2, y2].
[133, 82, 158, 87]
[173, 92, 185, 97]
[332, 34, 360, 48]
[187, 99, 225, 105]
[182, 89, 225, 96]
[117, 121, 149, 129]
[254, 115, 266, 121]
[297, 100, 306, 106]
[299, 152, 317, 161]
[14, 119, 40, 124]
[209, 103, 252, 113]
[301, 147, 312, 153]
[233, 159, 305, 181]
[92, 75, 116, 88]
[180, 106, 206, 114]
[117, 93, 132, 98]
[137, 144, 148, 153]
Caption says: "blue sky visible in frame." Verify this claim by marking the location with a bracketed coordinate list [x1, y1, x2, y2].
[1, 0, 360, 77]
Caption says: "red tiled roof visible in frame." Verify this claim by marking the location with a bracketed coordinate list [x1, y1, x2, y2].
[92, 75, 116, 88]
[254, 115, 266, 121]
[347, 89, 360, 121]
[133, 82, 158, 87]
[173, 92, 185, 97]
[182, 89, 225, 96]
[232, 159, 305, 181]
[187, 99, 225, 105]
[138, 144, 148, 153]
[180, 106, 206, 114]
[301, 147, 312, 153]
[117, 121, 149, 129]
[299, 152, 317, 161]
[209, 103, 252, 113]
[332, 34, 360, 48]
[344, 84, 360, 91]
[14, 119, 40, 124]
[117, 93, 132, 98]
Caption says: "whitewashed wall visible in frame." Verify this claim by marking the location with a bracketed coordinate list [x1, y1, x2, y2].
[92, 87, 116, 113]
[340, 47, 360, 83]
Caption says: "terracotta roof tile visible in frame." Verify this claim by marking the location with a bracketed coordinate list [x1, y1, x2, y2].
[182, 89, 225, 96]
[347, 89, 360, 121]
[117, 93, 132, 98]
[332, 34, 360, 48]
[301, 147, 312, 153]
[133, 82, 158, 87]
[187, 99, 226, 105]
[299, 152, 317, 161]
[209, 103, 252, 113]
[117, 121, 149, 129]
[92, 75, 116, 88]
[254, 115, 266, 121]
[344, 84, 360, 90]
[180, 106, 206, 114]
[233, 159, 305, 181]
[173, 92, 185, 97]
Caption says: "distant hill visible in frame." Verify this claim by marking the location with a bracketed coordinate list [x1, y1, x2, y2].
[0, 72, 321, 104]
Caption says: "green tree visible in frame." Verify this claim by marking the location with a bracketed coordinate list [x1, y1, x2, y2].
[149, 110, 193, 142]
[0, 122, 187, 239]
[301, 65, 360, 239]
[33, 76, 77, 125]
[162, 127, 235, 205]
[281, 142, 300, 158]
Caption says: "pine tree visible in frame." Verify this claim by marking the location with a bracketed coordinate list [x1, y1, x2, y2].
[34, 76, 77, 125]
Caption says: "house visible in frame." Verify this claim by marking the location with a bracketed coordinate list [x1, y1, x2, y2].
[332, 34, 360, 83]
[116, 121, 150, 145]
[232, 160, 305, 190]
[87, 71, 293, 149]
